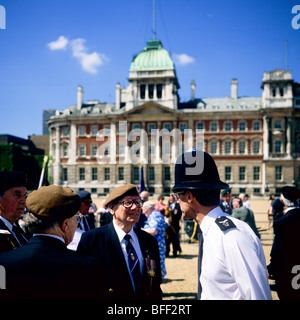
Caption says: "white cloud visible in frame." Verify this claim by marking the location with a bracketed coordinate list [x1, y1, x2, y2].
[47, 36, 69, 50]
[172, 53, 195, 66]
[71, 39, 109, 74]
[47, 36, 109, 74]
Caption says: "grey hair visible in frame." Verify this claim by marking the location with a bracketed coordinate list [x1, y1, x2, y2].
[142, 201, 155, 210]
[23, 212, 60, 233]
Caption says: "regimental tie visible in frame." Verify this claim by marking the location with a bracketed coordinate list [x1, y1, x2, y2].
[12, 223, 28, 247]
[124, 234, 141, 291]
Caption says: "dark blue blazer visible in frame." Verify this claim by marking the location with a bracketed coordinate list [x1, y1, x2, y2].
[0, 235, 104, 300]
[268, 208, 300, 299]
[77, 222, 162, 300]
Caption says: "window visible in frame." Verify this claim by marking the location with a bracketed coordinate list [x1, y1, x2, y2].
[210, 122, 218, 132]
[133, 167, 139, 181]
[78, 144, 86, 157]
[140, 84, 146, 99]
[225, 167, 231, 181]
[62, 127, 69, 137]
[253, 121, 260, 131]
[239, 167, 246, 181]
[63, 168, 68, 181]
[91, 125, 98, 136]
[62, 144, 68, 157]
[238, 141, 246, 154]
[274, 140, 282, 153]
[118, 167, 124, 181]
[164, 167, 170, 181]
[148, 84, 154, 99]
[179, 123, 187, 132]
[104, 168, 110, 181]
[149, 167, 155, 181]
[157, 84, 163, 99]
[275, 166, 282, 181]
[148, 123, 156, 133]
[274, 119, 282, 129]
[238, 121, 246, 131]
[92, 167, 97, 181]
[163, 123, 171, 131]
[210, 141, 218, 154]
[78, 126, 86, 136]
[79, 168, 85, 181]
[253, 166, 260, 181]
[197, 122, 204, 130]
[272, 88, 276, 97]
[224, 122, 232, 132]
[279, 88, 284, 97]
[91, 144, 98, 157]
[253, 141, 260, 154]
[224, 141, 232, 154]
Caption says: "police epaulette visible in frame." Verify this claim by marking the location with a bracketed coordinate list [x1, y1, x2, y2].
[215, 216, 236, 231]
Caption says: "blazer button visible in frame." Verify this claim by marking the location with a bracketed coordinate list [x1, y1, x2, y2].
[109, 288, 114, 293]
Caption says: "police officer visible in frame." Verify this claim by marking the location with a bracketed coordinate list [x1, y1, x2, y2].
[172, 150, 272, 300]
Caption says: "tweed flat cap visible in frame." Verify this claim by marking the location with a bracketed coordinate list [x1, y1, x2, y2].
[26, 185, 81, 220]
[104, 184, 139, 206]
[0, 171, 26, 195]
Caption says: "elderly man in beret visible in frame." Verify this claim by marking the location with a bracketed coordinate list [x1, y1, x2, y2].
[77, 184, 162, 300]
[0, 185, 104, 299]
[0, 171, 28, 252]
[268, 186, 300, 299]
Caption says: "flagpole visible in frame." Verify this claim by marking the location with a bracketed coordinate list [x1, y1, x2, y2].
[38, 156, 48, 189]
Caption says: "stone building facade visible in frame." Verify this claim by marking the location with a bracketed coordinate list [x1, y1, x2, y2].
[47, 39, 300, 197]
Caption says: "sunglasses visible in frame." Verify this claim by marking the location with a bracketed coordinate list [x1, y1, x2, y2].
[171, 191, 186, 201]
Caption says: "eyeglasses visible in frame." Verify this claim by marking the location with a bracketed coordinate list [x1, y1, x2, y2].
[119, 199, 142, 208]
[75, 213, 83, 223]
[171, 191, 186, 201]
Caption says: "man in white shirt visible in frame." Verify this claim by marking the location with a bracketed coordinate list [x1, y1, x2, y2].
[172, 150, 272, 300]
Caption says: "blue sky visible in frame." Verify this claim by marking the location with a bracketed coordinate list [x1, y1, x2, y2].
[0, 0, 299, 139]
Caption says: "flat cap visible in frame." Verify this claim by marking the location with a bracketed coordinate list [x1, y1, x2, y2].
[104, 184, 139, 206]
[0, 171, 26, 195]
[26, 185, 81, 220]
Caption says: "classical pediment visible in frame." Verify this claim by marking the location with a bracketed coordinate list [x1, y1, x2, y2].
[123, 101, 178, 115]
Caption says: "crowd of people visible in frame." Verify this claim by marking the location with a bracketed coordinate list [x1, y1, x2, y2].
[0, 149, 300, 300]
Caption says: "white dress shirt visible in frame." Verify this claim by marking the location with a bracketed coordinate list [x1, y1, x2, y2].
[199, 206, 272, 300]
[113, 220, 144, 289]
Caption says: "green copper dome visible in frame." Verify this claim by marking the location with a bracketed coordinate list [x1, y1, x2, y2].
[130, 39, 174, 71]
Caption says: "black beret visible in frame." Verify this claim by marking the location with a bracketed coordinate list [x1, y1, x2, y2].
[281, 186, 300, 202]
[77, 190, 91, 201]
[0, 171, 26, 195]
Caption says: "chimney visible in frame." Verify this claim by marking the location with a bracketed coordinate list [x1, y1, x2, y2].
[77, 85, 83, 110]
[191, 79, 195, 101]
[115, 82, 121, 110]
[231, 79, 238, 99]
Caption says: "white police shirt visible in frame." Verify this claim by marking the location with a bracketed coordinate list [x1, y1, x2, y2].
[199, 206, 272, 300]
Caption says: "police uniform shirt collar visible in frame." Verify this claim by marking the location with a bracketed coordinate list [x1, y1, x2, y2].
[200, 206, 225, 236]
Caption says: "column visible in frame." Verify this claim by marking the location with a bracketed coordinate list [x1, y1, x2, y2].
[140, 121, 148, 164]
[110, 121, 117, 164]
[53, 126, 61, 185]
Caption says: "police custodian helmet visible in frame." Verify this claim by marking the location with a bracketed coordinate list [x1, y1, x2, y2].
[172, 150, 229, 191]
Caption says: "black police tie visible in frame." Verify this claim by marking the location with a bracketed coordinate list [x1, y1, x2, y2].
[12, 224, 28, 246]
[124, 234, 141, 291]
[197, 229, 204, 300]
